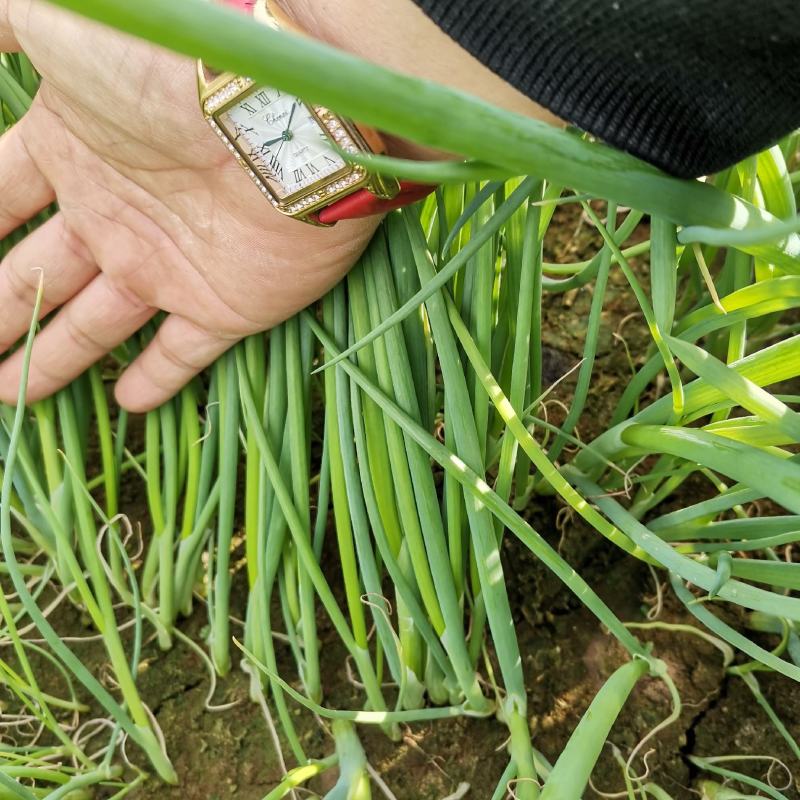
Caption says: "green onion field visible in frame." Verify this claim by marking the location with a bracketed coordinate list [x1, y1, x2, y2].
[1, 1, 800, 798]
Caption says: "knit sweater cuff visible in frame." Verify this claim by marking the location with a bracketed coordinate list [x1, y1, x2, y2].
[412, 0, 800, 178]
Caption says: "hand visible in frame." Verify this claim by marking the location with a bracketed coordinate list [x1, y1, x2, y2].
[0, 0, 559, 414]
[0, 0, 379, 412]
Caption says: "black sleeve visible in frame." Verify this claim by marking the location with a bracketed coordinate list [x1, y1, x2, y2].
[411, 0, 800, 178]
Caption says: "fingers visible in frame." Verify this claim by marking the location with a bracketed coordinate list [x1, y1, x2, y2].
[0, 106, 55, 238]
[0, 214, 99, 353]
[0, 273, 156, 405]
[115, 316, 238, 413]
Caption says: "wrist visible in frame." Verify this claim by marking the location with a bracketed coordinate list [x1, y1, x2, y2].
[271, 0, 441, 160]
[276, 0, 562, 160]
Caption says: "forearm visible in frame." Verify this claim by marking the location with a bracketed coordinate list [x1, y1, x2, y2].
[277, 0, 562, 159]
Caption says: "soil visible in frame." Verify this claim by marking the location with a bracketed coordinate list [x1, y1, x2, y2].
[6, 204, 800, 800]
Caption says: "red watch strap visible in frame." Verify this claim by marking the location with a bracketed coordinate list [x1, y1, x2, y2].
[224, 0, 256, 11]
[316, 182, 437, 225]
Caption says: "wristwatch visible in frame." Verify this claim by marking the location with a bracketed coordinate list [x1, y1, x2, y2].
[198, 0, 435, 226]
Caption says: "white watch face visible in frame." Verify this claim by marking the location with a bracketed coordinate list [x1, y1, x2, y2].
[217, 87, 347, 201]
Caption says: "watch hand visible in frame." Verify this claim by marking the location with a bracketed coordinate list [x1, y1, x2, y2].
[283, 101, 298, 136]
[275, 131, 292, 159]
[266, 104, 299, 161]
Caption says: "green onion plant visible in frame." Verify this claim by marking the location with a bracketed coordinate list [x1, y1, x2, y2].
[2, 10, 800, 799]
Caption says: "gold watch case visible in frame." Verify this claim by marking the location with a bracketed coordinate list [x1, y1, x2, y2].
[198, 67, 400, 225]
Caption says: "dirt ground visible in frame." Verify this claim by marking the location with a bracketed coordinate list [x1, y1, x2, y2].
[114, 528, 798, 800]
[7, 204, 800, 799]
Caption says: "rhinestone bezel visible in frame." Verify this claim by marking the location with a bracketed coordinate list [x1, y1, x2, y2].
[203, 77, 255, 115]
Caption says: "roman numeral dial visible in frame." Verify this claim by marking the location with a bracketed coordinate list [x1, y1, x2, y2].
[216, 85, 348, 201]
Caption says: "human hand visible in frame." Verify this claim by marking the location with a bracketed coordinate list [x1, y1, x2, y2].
[0, 0, 379, 412]
[0, 0, 559, 413]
